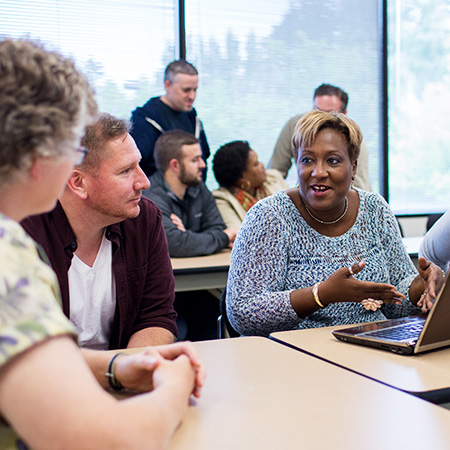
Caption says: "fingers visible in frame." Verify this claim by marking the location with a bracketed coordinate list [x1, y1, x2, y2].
[170, 213, 186, 231]
[154, 342, 200, 365]
[362, 283, 405, 302]
[418, 256, 431, 272]
[170, 355, 201, 398]
[347, 261, 365, 277]
[417, 291, 434, 313]
[152, 342, 206, 397]
[417, 261, 445, 312]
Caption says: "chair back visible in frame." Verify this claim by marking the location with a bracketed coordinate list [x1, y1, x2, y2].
[217, 286, 240, 338]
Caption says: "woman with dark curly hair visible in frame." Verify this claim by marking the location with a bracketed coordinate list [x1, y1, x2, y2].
[212, 141, 288, 229]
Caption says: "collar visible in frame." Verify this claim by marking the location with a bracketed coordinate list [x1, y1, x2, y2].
[52, 201, 122, 253]
[152, 170, 202, 203]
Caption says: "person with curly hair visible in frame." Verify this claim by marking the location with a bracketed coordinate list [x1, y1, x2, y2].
[212, 141, 289, 229]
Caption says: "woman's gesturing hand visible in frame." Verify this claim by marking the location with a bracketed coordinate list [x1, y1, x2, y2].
[416, 257, 445, 313]
[320, 261, 406, 306]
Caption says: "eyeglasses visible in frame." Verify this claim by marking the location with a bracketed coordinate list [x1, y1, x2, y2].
[75, 146, 88, 166]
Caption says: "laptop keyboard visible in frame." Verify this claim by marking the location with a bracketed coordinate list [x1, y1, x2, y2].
[361, 321, 424, 341]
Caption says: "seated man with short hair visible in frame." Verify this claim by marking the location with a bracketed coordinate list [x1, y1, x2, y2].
[22, 113, 177, 350]
[144, 129, 237, 257]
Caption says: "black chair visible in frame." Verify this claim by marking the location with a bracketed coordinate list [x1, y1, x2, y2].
[217, 286, 240, 339]
[396, 217, 405, 237]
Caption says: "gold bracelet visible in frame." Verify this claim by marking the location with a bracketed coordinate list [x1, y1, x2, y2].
[312, 282, 325, 308]
[442, 269, 446, 279]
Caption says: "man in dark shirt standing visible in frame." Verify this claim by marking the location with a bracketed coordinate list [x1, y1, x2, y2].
[21, 113, 178, 350]
[130, 60, 210, 179]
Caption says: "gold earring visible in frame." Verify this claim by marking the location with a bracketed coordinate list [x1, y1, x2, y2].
[240, 180, 251, 191]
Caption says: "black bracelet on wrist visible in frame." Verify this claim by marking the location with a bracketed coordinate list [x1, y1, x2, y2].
[105, 353, 126, 391]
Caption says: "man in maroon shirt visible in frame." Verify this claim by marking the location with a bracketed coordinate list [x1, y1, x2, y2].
[22, 113, 177, 350]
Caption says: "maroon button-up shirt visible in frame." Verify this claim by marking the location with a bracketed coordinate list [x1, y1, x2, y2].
[21, 197, 177, 349]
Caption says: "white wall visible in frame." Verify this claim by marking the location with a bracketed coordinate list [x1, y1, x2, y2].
[397, 216, 427, 237]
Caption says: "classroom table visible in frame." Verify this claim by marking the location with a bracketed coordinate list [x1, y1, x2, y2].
[271, 325, 450, 403]
[170, 249, 231, 293]
[120, 337, 450, 449]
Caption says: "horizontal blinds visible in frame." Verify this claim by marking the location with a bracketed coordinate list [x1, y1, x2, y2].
[185, 0, 381, 192]
[0, 0, 177, 116]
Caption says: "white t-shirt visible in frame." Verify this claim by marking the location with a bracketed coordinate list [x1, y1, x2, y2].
[68, 233, 116, 350]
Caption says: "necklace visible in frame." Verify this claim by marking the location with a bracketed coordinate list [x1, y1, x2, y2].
[303, 197, 348, 225]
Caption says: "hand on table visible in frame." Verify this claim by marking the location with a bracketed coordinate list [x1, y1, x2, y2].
[114, 342, 205, 398]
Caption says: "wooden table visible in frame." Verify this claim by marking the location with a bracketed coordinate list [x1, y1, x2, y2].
[171, 249, 230, 293]
[161, 337, 450, 449]
[271, 325, 450, 403]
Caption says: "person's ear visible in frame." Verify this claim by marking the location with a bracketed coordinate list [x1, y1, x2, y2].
[169, 158, 180, 173]
[67, 169, 89, 199]
[351, 160, 357, 179]
[164, 79, 172, 91]
[29, 158, 45, 181]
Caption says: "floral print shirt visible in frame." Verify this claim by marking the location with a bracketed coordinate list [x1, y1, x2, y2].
[0, 214, 76, 449]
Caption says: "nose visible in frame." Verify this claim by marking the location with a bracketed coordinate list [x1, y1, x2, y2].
[199, 158, 206, 169]
[312, 161, 327, 179]
[135, 166, 150, 190]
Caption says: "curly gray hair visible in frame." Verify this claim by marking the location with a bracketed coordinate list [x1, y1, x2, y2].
[0, 38, 98, 187]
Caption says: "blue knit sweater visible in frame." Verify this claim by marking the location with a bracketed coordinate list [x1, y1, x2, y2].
[226, 189, 420, 336]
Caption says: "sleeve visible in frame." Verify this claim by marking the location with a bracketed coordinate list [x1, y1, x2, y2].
[267, 117, 297, 177]
[213, 194, 244, 230]
[375, 195, 420, 318]
[0, 227, 77, 369]
[130, 108, 161, 176]
[198, 120, 210, 162]
[419, 210, 450, 273]
[130, 205, 177, 338]
[264, 169, 291, 193]
[353, 139, 373, 191]
[151, 189, 229, 258]
[226, 201, 300, 336]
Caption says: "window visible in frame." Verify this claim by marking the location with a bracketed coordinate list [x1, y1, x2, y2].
[2, 1, 383, 194]
[0, 0, 177, 117]
[186, 0, 381, 190]
[388, 0, 450, 215]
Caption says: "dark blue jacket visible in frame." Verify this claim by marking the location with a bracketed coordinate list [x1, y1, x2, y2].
[144, 171, 229, 257]
[130, 97, 210, 179]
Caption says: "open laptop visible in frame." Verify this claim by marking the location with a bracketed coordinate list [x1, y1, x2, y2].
[332, 274, 450, 355]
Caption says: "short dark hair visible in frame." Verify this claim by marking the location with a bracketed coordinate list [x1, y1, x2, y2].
[292, 110, 362, 162]
[164, 60, 198, 83]
[80, 113, 130, 171]
[313, 83, 348, 112]
[213, 141, 251, 189]
[154, 130, 199, 172]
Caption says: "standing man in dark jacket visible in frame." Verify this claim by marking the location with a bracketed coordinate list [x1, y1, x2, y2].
[130, 60, 210, 179]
